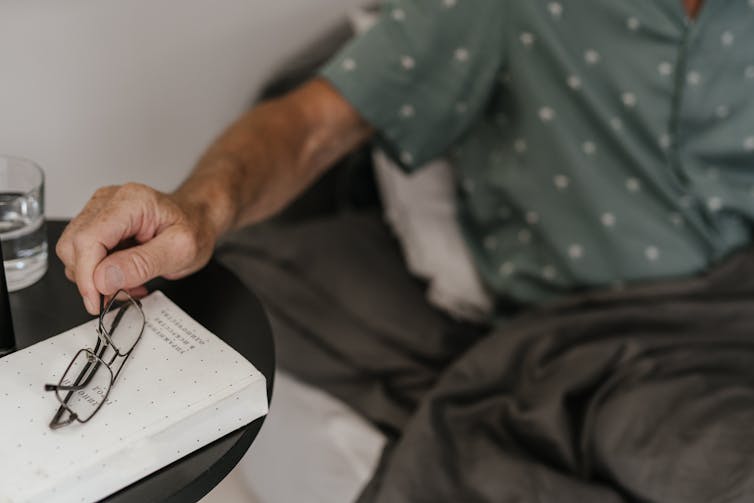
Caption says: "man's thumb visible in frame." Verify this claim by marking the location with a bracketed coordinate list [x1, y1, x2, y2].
[93, 233, 178, 294]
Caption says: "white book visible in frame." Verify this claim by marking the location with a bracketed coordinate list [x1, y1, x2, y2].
[0, 291, 268, 503]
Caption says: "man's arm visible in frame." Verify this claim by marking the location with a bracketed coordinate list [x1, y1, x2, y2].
[176, 78, 373, 233]
[56, 78, 373, 314]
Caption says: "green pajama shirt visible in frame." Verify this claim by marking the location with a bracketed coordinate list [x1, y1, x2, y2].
[321, 0, 754, 305]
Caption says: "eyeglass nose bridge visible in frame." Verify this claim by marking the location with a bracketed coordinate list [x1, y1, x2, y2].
[96, 319, 133, 358]
[96, 323, 115, 349]
[97, 325, 125, 360]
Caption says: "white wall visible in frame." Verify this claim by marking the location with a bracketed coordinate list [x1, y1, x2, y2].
[0, 0, 365, 218]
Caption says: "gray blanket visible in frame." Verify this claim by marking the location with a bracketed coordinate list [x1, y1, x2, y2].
[217, 211, 754, 503]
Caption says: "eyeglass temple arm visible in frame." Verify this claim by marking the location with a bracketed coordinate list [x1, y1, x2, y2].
[49, 405, 78, 430]
[43, 345, 107, 393]
[45, 382, 87, 392]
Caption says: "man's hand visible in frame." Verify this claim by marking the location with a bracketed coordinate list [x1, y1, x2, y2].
[57, 183, 216, 314]
[58, 79, 372, 315]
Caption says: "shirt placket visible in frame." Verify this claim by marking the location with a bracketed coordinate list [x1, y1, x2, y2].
[665, 16, 719, 255]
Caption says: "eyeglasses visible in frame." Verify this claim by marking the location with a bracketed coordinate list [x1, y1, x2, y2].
[44, 290, 145, 429]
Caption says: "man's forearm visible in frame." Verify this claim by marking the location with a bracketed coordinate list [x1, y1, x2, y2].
[173, 78, 373, 240]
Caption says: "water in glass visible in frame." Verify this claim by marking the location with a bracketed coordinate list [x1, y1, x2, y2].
[0, 158, 48, 291]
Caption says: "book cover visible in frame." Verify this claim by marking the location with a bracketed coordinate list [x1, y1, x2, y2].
[0, 290, 268, 503]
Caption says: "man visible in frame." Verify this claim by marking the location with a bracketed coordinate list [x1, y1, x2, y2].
[59, 1, 754, 501]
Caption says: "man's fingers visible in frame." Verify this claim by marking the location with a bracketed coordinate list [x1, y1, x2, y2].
[56, 227, 76, 270]
[69, 211, 137, 314]
[72, 236, 108, 315]
[92, 226, 198, 295]
[56, 186, 119, 269]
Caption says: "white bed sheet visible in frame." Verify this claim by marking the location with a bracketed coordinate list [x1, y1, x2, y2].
[237, 371, 385, 503]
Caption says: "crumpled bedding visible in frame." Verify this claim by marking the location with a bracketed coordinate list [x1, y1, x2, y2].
[217, 211, 754, 503]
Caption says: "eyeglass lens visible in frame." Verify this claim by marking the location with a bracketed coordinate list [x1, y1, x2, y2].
[100, 296, 144, 356]
[55, 348, 114, 423]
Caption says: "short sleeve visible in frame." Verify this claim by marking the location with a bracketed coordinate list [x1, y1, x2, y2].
[320, 0, 509, 172]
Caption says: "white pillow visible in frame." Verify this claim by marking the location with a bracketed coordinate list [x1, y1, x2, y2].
[372, 151, 493, 321]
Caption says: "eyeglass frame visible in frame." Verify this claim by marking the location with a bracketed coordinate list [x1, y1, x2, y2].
[44, 291, 145, 430]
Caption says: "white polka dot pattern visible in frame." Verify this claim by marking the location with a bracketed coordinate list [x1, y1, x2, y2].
[554, 174, 570, 190]
[645, 246, 660, 262]
[499, 261, 515, 276]
[400, 55, 415, 70]
[584, 49, 600, 65]
[658, 61, 673, 76]
[520, 32, 535, 47]
[687, 71, 701, 86]
[601, 213, 616, 227]
[745, 137, 754, 151]
[341, 58, 356, 72]
[399, 104, 415, 118]
[568, 244, 584, 259]
[320, 1, 754, 304]
[539, 106, 556, 122]
[454, 47, 469, 62]
[659, 133, 672, 149]
[621, 92, 637, 107]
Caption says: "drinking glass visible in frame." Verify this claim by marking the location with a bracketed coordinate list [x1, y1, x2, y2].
[0, 155, 48, 291]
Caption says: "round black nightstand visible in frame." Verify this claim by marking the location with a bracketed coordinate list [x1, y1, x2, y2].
[7, 220, 275, 503]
